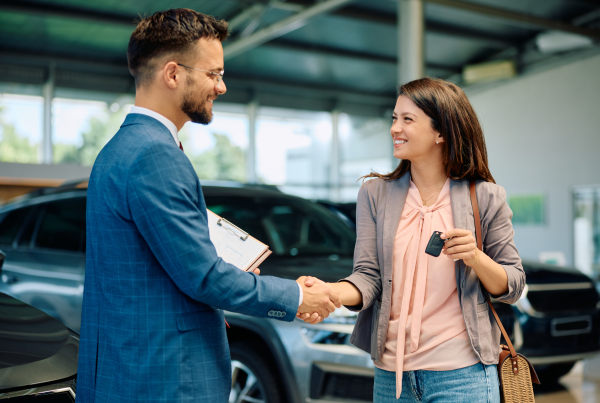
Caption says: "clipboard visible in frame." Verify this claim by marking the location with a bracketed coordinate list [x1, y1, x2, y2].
[206, 209, 272, 272]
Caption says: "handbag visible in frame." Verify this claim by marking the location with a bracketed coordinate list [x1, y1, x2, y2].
[469, 180, 540, 403]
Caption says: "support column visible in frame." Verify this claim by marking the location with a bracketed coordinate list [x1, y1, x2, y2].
[246, 100, 258, 183]
[398, 0, 425, 85]
[42, 62, 56, 164]
[329, 110, 340, 202]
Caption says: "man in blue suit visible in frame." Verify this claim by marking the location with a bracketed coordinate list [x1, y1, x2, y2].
[76, 9, 339, 403]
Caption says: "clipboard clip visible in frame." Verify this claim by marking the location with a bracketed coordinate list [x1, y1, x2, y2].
[217, 218, 249, 241]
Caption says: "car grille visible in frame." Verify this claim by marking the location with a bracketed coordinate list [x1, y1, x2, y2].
[527, 288, 599, 313]
[321, 373, 374, 401]
[310, 362, 373, 402]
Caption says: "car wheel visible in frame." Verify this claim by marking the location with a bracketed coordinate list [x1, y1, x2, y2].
[535, 361, 577, 382]
[229, 342, 282, 403]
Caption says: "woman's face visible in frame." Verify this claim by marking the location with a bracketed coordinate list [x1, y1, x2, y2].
[391, 95, 443, 162]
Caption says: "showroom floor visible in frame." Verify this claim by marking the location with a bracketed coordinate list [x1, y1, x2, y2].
[535, 357, 600, 402]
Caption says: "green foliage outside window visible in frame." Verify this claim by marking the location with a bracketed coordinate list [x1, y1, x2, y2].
[54, 107, 128, 166]
[0, 106, 39, 163]
[508, 194, 545, 225]
[179, 130, 246, 182]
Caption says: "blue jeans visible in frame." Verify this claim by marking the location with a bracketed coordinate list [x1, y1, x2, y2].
[374, 363, 500, 403]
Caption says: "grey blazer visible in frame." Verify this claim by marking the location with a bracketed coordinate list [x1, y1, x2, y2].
[343, 173, 525, 365]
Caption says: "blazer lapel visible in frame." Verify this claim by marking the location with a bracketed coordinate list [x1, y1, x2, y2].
[382, 173, 411, 281]
[450, 179, 472, 293]
[450, 179, 468, 230]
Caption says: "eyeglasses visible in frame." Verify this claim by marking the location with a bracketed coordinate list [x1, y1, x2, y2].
[177, 63, 224, 85]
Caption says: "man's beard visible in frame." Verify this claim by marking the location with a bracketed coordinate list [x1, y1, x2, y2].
[181, 76, 213, 125]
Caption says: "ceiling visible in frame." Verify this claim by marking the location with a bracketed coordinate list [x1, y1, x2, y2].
[0, 0, 599, 116]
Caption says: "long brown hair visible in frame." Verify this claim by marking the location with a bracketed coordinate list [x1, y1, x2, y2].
[364, 77, 495, 183]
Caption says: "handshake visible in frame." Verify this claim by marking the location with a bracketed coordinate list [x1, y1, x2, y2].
[295, 276, 341, 324]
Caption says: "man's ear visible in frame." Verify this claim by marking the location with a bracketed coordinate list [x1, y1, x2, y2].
[163, 61, 180, 90]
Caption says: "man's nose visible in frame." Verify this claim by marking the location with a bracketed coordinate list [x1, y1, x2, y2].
[217, 79, 226, 95]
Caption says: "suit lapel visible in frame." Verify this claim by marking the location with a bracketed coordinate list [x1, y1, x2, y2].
[382, 173, 411, 280]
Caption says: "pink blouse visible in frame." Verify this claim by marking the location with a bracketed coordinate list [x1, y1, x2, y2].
[374, 179, 479, 397]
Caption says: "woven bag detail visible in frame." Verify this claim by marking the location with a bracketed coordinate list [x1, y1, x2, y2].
[499, 356, 535, 402]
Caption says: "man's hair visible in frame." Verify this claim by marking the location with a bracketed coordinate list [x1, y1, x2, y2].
[127, 8, 228, 88]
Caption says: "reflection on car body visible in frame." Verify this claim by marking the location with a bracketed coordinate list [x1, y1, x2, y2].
[0, 251, 78, 402]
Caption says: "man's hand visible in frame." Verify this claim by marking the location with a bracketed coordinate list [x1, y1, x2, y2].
[296, 276, 341, 323]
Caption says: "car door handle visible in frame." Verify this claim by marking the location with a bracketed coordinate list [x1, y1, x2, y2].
[2, 274, 19, 285]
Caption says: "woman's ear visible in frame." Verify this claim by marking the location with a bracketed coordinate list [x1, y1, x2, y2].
[436, 133, 445, 144]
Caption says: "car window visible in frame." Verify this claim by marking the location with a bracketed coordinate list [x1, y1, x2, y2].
[206, 196, 355, 257]
[0, 205, 36, 246]
[34, 198, 86, 253]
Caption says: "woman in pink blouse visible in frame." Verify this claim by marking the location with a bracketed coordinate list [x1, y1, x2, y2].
[300, 77, 525, 402]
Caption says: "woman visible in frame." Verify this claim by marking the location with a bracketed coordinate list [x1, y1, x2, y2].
[300, 77, 525, 402]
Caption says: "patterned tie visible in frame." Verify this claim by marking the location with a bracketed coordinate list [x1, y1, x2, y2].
[179, 142, 184, 152]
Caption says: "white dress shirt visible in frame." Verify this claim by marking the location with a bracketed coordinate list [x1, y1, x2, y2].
[127, 106, 304, 308]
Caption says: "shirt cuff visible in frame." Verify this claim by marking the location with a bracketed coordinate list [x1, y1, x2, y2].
[297, 282, 303, 307]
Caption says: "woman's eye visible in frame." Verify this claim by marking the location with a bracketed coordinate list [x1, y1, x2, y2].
[404, 117, 412, 122]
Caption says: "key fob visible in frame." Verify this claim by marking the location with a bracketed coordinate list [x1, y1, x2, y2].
[425, 231, 445, 257]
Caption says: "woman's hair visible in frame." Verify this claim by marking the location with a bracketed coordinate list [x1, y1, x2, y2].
[364, 77, 495, 184]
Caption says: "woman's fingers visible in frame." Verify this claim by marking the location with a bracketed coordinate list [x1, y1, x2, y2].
[440, 229, 470, 240]
[443, 243, 475, 255]
[442, 231, 475, 250]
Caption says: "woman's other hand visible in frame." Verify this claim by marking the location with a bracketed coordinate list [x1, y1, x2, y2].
[441, 229, 508, 296]
[441, 229, 480, 267]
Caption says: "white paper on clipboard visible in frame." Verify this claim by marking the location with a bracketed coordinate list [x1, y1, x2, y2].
[206, 209, 272, 272]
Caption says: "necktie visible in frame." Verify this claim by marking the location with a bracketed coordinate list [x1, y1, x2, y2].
[179, 142, 184, 152]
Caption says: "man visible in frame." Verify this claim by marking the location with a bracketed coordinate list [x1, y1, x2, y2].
[76, 9, 339, 403]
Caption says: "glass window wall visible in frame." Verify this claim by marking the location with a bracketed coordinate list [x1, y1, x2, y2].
[52, 95, 133, 166]
[256, 107, 332, 201]
[180, 105, 249, 182]
[0, 93, 43, 164]
[338, 113, 393, 202]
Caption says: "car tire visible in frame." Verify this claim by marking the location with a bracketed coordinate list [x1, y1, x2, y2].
[229, 342, 282, 403]
[535, 361, 577, 382]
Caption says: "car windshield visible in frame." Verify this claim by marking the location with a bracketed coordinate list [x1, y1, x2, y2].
[205, 195, 356, 257]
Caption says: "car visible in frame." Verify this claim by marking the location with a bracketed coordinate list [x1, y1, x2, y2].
[0, 250, 79, 402]
[2, 182, 599, 402]
[315, 200, 356, 230]
[0, 180, 371, 403]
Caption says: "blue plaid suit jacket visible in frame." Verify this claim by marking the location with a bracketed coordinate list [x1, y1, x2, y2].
[76, 114, 300, 403]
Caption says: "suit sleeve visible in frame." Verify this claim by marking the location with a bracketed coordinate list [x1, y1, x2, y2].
[341, 181, 382, 311]
[126, 141, 299, 321]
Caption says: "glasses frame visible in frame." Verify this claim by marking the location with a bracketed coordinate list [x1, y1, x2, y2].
[177, 63, 224, 85]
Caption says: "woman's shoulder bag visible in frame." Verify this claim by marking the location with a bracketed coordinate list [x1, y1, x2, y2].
[469, 180, 540, 403]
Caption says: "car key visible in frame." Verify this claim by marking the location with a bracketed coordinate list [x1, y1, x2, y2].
[425, 231, 445, 257]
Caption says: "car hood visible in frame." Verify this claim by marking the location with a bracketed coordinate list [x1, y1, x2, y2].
[259, 255, 354, 283]
[0, 293, 78, 392]
[522, 260, 593, 284]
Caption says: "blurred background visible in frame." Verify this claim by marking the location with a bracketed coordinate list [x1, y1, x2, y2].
[0, 0, 599, 401]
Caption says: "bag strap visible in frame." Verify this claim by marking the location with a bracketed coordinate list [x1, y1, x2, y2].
[469, 180, 517, 360]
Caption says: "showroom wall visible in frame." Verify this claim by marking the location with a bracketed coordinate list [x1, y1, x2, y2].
[466, 52, 600, 268]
